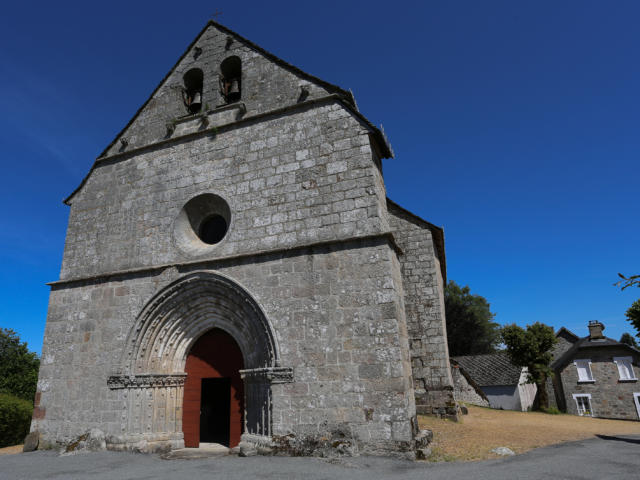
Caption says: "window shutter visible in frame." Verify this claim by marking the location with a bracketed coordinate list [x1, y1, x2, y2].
[614, 357, 636, 381]
[575, 360, 593, 382]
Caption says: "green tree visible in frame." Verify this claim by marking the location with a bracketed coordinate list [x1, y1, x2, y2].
[0, 329, 40, 402]
[620, 332, 639, 348]
[445, 281, 501, 356]
[0, 393, 33, 447]
[625, 299, 640, 339]
[614, 274, 640, 338]
[501, 322, 556, 410]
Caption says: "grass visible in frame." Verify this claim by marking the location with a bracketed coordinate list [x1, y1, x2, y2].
[419, 404, 640, 462]
[0, 445, 23, 456]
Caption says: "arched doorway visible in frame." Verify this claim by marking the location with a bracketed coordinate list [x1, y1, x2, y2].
[110, 271, 286, 451]
[183, 329, 244, 448]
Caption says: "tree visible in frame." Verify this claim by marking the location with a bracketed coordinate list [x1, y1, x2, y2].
[614, 273, 640, 290]
[444, 281, 501, 356]
[0, 329, 40, 402]
[625, 299, 640, 339]
[614, 273, 640, 338]
[620, 332, 639, 348]
[501, 322, 556, 410]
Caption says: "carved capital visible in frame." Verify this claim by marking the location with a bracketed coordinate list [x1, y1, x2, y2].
[107, 373, 187, 390]
[239, 367, 294, 384]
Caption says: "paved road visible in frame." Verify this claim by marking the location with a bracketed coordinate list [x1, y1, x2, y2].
[1, 434, 639, 480]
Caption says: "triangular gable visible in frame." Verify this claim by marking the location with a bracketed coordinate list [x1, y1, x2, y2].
[64, 20, 393, 205]
[556, 327, 579, 343]
[98, 20, 356, 160]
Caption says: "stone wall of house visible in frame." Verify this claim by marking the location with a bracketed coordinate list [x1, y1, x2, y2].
[450, 365, 488, 407]
[544, 332, 578, 410]
[34, 238, 419, 455]
[387, 203, 456, 419]
[558, 347, 640, 420]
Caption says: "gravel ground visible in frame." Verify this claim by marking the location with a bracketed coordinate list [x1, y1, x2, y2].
[420, 404, 640, 461]
[0, 435, 639, 480]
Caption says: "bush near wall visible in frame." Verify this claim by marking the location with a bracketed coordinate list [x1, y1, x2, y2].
[0, 393, 33, 447]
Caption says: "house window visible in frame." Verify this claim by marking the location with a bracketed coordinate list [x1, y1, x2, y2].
[573, 394, 593, 416]
[575, 359, 594, 382]
[613, 357, 637, 381]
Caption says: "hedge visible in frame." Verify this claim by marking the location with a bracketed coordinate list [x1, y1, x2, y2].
[0, 393, 32, 448]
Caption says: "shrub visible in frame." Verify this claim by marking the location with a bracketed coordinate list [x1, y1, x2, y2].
[0, 393, 33, 447]
[540, 406, 561, 415]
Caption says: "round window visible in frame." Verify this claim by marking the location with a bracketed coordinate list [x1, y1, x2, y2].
[174, 193, 231, 254]
[199, 214, 228, 245]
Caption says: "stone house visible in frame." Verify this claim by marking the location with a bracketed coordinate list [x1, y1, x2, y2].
[31, 21, 456, 457]
[451, 353, 537, 411]
[547, 321, 640, 420]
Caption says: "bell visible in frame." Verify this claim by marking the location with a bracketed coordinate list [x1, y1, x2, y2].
[228, 79, 239, 94]
[227, 79, 240, 102]
[187, 91, 202, 113]
[191, 91, 202, 108]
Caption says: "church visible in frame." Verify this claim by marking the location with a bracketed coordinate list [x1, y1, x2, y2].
[32, 21, 456, 457]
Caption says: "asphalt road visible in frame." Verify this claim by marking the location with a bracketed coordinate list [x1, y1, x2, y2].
[1, 434, 638, 480]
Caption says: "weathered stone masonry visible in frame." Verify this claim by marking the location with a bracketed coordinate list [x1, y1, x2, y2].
[32, 21, 455, 456]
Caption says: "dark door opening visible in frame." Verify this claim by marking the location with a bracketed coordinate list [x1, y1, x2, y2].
[200, 378, 231, 445]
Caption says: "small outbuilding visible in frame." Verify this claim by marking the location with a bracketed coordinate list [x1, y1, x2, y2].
[451, 353, 537, 411]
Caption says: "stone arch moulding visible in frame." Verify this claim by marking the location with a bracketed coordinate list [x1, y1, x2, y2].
[107, 271, 292, 452]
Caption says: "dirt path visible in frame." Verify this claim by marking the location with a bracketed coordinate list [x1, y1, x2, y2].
[419, 405, 640, 462]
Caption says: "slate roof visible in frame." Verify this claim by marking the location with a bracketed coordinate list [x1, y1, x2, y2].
[551, 334, 640, 370]
[451, 352, 523, 387]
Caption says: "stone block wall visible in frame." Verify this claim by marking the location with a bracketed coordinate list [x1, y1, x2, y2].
[62, 102, 388, 280]
[450, 364, 489, 407]
[35, 238, 418, 455]
[386, 201, 456, 419]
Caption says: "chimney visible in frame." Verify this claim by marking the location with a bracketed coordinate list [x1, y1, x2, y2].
[588, 320, 605, 340]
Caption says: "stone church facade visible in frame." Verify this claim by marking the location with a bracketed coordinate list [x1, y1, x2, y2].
[32, 21, 455, 457]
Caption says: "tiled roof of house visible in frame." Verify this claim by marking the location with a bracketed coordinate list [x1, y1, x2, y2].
[451, 352, 522, 387]
[551, 334, 640, 369]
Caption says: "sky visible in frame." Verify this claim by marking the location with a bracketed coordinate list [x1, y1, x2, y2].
[0, 1, 638, 354]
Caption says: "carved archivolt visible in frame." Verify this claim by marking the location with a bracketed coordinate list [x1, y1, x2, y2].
[115, 271, 281, 376]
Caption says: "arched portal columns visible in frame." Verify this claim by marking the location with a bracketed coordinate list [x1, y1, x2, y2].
[107, 271, 292, 452]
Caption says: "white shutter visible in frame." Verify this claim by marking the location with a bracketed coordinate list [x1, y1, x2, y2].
[614, 357, 636, 381]
[575, 360, 593, 382]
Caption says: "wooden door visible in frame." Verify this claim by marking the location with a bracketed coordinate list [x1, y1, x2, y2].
[183, 329, 244, 448]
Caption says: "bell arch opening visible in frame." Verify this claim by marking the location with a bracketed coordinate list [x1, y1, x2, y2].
[109, 271, 289, 449]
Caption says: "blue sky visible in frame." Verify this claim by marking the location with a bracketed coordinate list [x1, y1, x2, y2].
[0, 1, 638, 354]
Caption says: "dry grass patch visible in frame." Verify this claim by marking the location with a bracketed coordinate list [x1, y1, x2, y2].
[0, 445, 23, 456]
[419, 405, 640, 462]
